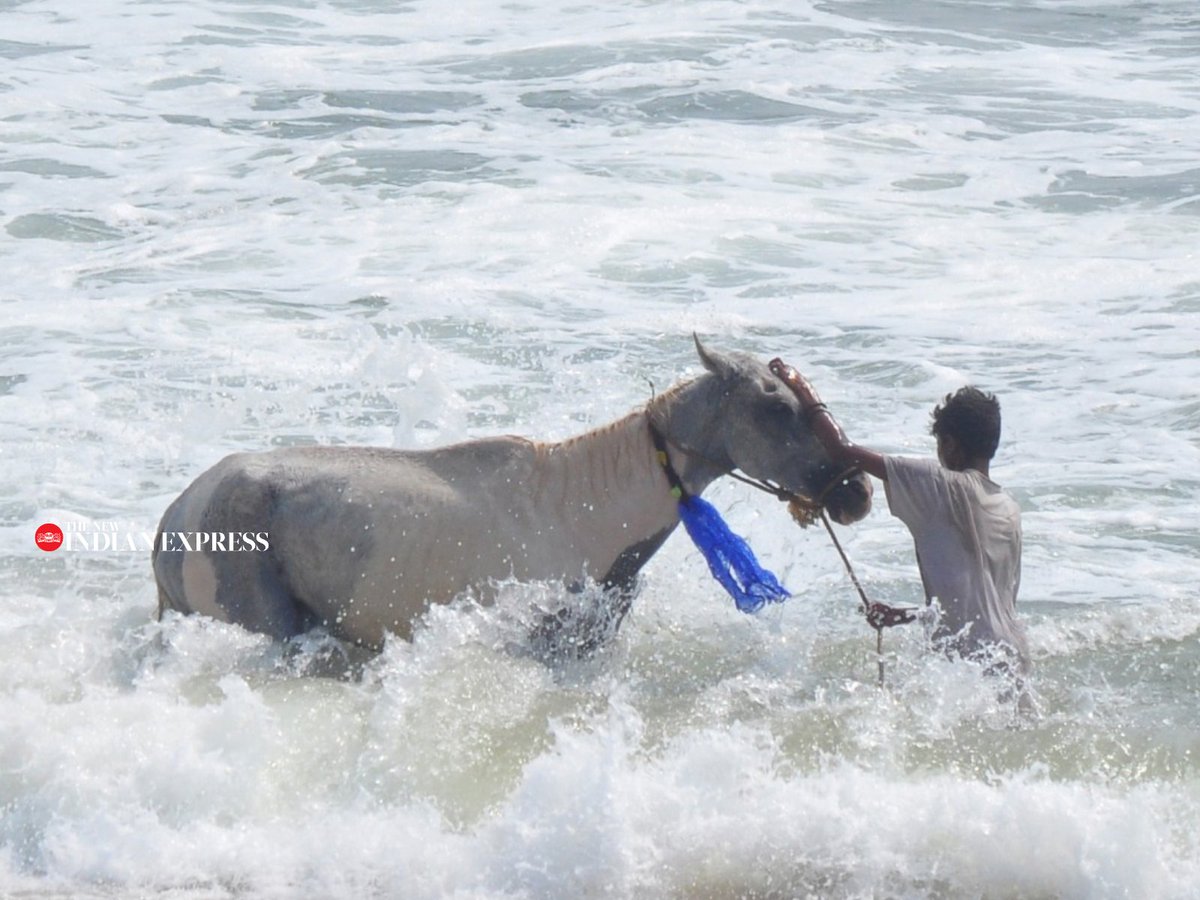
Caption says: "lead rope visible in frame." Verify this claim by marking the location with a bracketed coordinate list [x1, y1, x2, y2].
[819, 509, 887, 688]
[789, 497, 917, 688]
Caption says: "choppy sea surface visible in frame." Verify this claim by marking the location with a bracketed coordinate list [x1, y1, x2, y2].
[3, 0, 1199, 896]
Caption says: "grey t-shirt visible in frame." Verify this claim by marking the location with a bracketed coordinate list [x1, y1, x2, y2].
[884, 455, 1029, 669]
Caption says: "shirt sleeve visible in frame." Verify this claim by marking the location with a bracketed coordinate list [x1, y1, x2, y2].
[883, 455, 947, 528]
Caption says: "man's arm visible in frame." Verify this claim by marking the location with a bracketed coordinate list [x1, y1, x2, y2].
[770, 359, 888, 481]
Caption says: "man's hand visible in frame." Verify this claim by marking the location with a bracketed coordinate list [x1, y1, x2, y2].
[865, 602, 918, 630]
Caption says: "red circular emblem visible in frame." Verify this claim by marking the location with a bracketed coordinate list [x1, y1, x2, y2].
[35, 523, 64, 552]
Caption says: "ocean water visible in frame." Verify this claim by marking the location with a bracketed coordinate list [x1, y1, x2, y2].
[3, 0, 1199, 896]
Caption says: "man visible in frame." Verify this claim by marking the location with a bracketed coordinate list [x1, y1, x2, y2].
[776, 362, 1031, 676]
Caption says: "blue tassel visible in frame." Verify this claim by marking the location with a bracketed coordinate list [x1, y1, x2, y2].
[677, 495, 791, 613]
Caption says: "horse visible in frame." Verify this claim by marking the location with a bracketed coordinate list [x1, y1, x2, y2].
[152, 338, 873, 653]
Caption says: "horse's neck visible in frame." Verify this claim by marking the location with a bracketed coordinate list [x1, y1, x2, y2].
[534, 377, 728, 517]
[535, 411, 682, 542]
[646, 375, 731, 496]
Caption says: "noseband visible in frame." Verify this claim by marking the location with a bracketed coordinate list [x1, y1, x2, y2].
[785, 464, 864, 528]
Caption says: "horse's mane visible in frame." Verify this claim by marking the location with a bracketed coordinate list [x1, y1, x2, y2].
[550, 373, 703, 453]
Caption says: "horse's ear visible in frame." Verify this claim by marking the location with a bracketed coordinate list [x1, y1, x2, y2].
[693, 334, 733, 379]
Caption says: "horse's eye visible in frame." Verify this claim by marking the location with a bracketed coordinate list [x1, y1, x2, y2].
[760, 399, 793, 423]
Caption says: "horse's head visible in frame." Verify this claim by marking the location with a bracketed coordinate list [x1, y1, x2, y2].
[666, 337, 873, 525]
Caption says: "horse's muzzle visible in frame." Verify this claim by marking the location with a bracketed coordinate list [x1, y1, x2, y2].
[823, 473, 873, 525]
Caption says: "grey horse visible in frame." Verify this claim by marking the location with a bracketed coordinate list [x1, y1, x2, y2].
[153, 339, 872, 652]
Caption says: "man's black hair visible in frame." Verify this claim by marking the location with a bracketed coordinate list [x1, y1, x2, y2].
[930, 386, 1001, 460]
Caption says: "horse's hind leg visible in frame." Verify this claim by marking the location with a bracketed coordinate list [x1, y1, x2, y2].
[212, 548, 311, 641]
[169, 458, 312, 640]
[155, 541, 310, 642]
